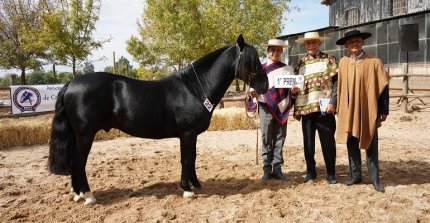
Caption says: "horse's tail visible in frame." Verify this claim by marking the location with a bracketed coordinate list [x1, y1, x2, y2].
[49, 81, 74, 175]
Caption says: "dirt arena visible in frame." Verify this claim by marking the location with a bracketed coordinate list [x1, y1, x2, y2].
[1, 101, 429, 222]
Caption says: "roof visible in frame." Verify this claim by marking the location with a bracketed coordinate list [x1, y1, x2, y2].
[337, 9, 430, 30]
[278, 9, 430, 38]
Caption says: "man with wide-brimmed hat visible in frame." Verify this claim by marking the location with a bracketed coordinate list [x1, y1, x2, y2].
[293, 31, 338, 184]
[255, 39, 300, 182]
[335, 30, 389, 192]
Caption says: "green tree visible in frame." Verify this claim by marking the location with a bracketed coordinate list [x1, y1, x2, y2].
[136, 67, 168, 80]
[127, 0, 293, 72]
[32, 0, 106, 78]
[0, 0, 44, 84]
[57, 71, 74, 83]
[104, 56, 138, 79]
[27, 70, 57, 85]
[81, 61, 95, 74]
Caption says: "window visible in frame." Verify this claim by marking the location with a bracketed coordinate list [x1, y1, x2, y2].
[346, 8, 359, 26]
[392, 0, 406, 16]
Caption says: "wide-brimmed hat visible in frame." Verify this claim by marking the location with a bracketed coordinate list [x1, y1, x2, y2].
[261, 39, 290, 48]
[336, 30, 372, 45]
[295, 32, 329, 44]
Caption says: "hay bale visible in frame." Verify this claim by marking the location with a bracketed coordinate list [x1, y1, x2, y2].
[0, 116, 52, 149]
[0, 107, 255, 149]
[209, 107, 258, 131]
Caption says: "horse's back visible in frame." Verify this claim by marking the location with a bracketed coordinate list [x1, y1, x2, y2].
[64, 72, 180, 138]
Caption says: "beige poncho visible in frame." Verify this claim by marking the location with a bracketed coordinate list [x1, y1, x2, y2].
[336, 53, 389, 149]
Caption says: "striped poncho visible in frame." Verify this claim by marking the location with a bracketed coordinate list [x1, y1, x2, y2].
[293, 51, 338, 119]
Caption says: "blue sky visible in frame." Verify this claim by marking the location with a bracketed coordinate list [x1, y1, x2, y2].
[0, 0, 329, 76]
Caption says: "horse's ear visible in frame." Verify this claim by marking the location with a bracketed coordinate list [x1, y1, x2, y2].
[237, 34, 245, 51]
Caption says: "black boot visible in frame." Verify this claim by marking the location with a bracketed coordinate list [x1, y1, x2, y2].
[372, 182, 385, 193]
[272, 169, 288, 181]
[326, 175, 337, 184]
[261, 172, 271, 182]
[346, 178, 362, 186]
[303, 173, 316, 183]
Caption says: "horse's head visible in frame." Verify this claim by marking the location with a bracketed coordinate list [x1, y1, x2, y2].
[20, 91, 34, 104]
[235, 35, 268, 95]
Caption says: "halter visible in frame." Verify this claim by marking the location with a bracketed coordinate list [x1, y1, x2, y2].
[233, 43, 264, 87]
[234, 43, 243, 79]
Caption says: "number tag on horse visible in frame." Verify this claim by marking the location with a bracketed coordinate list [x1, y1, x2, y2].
[203, 98, 213, 112]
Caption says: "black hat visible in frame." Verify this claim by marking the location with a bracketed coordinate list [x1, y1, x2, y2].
[335, 30, 372, 45]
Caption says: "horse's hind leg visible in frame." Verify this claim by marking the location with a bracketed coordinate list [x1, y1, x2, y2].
[71, 133, 97, 205]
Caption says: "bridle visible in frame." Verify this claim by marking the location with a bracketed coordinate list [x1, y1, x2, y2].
[233, 43, 265, 87]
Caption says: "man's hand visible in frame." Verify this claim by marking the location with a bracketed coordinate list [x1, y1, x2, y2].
[291, 86, 300, 95]
[326, 104, 336, 114]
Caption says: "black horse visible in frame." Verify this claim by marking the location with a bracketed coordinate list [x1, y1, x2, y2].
[49, 35, 268, 204]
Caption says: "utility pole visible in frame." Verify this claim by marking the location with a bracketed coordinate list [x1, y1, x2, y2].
[113, 51, 116, 74]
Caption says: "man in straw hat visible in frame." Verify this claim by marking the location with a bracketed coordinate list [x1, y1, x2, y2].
[254, 39, 300, 182]
[335, 30, 389, 192]
[293, 31, 338, 184]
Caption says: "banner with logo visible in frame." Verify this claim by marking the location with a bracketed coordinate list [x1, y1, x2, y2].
[10, 85, 64, 114]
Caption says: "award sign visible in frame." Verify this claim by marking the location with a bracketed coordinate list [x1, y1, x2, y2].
[273, 74, 304, 89]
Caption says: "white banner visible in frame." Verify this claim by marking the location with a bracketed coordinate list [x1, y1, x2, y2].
[10, 84, 63, 114]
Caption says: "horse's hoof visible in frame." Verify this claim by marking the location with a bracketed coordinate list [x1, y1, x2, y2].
[183, 191, 196, 198]
[69, 188, 77, 201]
[83, 192, 97, 205]
[69, 193, 77, 201]
[73, 192, 84, 202]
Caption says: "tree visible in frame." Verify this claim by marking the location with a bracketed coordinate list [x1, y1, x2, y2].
[26, 70, 57, 85]
[104, 56, 138, 79]
[33, 0, 106, 77]
[0, 0, 44, 84]
[127, 0, 293, 72]
[81, 61, 94, 74]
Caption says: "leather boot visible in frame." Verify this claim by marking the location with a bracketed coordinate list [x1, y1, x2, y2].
[326, 175, 337, 184]
[372, 182, 385, 193]
[346, 178, 362, 186]
[272, 169, 288, 181]
[261, 171, 271, 182]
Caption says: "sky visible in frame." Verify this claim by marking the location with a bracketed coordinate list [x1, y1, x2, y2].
[0, 0, 329, 77]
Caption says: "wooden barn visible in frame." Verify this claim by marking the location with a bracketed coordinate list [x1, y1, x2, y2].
[279, 0, 430, 90]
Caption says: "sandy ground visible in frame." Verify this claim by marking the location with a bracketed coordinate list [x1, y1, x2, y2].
[1, 104, 430, 222]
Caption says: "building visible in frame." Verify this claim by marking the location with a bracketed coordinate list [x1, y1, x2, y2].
[280, 0, 430, 89]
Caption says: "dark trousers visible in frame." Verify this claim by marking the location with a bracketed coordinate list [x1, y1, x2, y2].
[346, 130, 380, 184]
[302, 112, 336, 176]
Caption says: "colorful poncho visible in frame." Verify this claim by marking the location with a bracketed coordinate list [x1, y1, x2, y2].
[293, 51, 338, 118]
[262, 61, 294, 125]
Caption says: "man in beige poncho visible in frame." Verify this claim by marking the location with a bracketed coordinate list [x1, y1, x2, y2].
[335, 30, 389, 193]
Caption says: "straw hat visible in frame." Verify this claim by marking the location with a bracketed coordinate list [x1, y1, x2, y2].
[261, 39, 290, 48]
[295, 32, 329, 44]
[336, 30, 372, 45]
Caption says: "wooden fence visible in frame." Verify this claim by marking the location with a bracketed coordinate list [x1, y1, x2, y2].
[1, 72, 430, 118]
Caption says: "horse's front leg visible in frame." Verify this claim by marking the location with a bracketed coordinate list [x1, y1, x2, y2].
[189, 147, 201, 189]
[179, 133, 198, 198]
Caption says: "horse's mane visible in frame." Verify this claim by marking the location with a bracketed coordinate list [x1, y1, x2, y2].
[176, 42, 259, 78]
